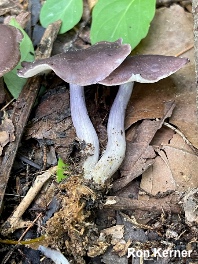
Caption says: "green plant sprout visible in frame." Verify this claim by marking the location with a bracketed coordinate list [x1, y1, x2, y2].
[57, 157, 70, 183]
[39, 0, 156, 47]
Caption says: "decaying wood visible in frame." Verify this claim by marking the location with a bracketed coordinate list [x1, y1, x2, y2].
[104, 196, 182, 214]
[0, 20, 61, 211]
[35, 20, 61, 59]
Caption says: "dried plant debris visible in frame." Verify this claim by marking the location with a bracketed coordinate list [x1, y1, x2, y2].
[99, 225, 131, 257]
[0, 112, 15, 156]
[113, 101, 175, 192]
[25, 86, 76, 162]
[130, 4, 197, 148]
[0, 0, 24, 16]
[183, 188, 198, 225]
[45, 176, 102, 264]
[44, 179, 133, 263]
[0, 3, 197, 264]
[1, 166, 57, 236]
[138, 133, 198, 222]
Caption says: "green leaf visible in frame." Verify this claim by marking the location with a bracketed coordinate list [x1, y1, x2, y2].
[40, 0, 83, 34]
[57, 158, 69, 183]
[90, 0, 156, 49]
[3, 18, 35, 98]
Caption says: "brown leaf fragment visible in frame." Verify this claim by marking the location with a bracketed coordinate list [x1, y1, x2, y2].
[183, 188, 198, 225]
[129, 4, 197, 148]
[114, 136, 155, 191]
[140, 155, 176, 196]
[113, 101, 175, 192]
[25, 87, 76, 161]
[112, 240, 131, 257]
[169, 67, 198, 148]
[151, 126, 175, 147]
[0, 131, 9, 155]
[125, 78, 175, 128]
[33, 87, 70, 121]
[101, 225, 124, 244]
[161, 146, 198, 192]
[138, 133, 198, 222]
[0, 116, 15, 156]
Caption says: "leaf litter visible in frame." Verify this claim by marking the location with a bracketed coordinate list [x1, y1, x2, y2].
[110, 4, 198, 263]
[0, 2, 198, 264]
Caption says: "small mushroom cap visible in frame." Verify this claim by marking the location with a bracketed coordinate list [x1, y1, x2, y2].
[0, 24, 23, 77]
[18, 39, 131, 86]
[99, 55, 189, 86]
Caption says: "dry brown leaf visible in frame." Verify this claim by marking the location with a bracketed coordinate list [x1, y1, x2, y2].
[100, 225, 130, 257]
[101, 225, 124, 244]
[125, 5, 197, 148]
[125, 78, 175, 128]
[160, 141, 198, 192]
[140, 155, 176, 196]
[0, 115, 15, 156]
[139, 133, 198, 220]
[183, 188, 198, 225]
[169, 65, 197, 148]
[26, 87, 76, 161]
[0, 131, 9, 155]
[113, 102, 175, 192]
[151, 126, 175, 147]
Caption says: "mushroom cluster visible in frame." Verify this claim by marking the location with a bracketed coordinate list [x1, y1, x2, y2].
[18, 40, 189, 185]
[0, 24, 22, 77]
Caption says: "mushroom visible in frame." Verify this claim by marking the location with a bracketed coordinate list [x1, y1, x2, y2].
[0, 24, 22, 76]
[38, 245, 69, 264]
[18, 39, 131, 176]
[17, 41, 189, 185]
[86, 54, 189, 184]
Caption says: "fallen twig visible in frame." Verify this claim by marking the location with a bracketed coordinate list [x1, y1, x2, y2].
[104, 196, 182, 214]
[163, 122, 198, 155]
[1, 166, 57, 236]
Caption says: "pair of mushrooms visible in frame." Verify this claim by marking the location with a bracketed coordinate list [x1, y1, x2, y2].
[17, 39, 188, 185]
[0, 24, 22, 77]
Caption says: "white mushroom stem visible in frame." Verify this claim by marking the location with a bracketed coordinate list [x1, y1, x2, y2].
[38, 245, 69, 264]
[69, 84, 99, 175]
[86, 82, 134, 184]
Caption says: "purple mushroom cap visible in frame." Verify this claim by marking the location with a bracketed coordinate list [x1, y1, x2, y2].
[99, 55, 189, 85]
[0, 24, 22, 77]
[18, 39, 131, 86]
